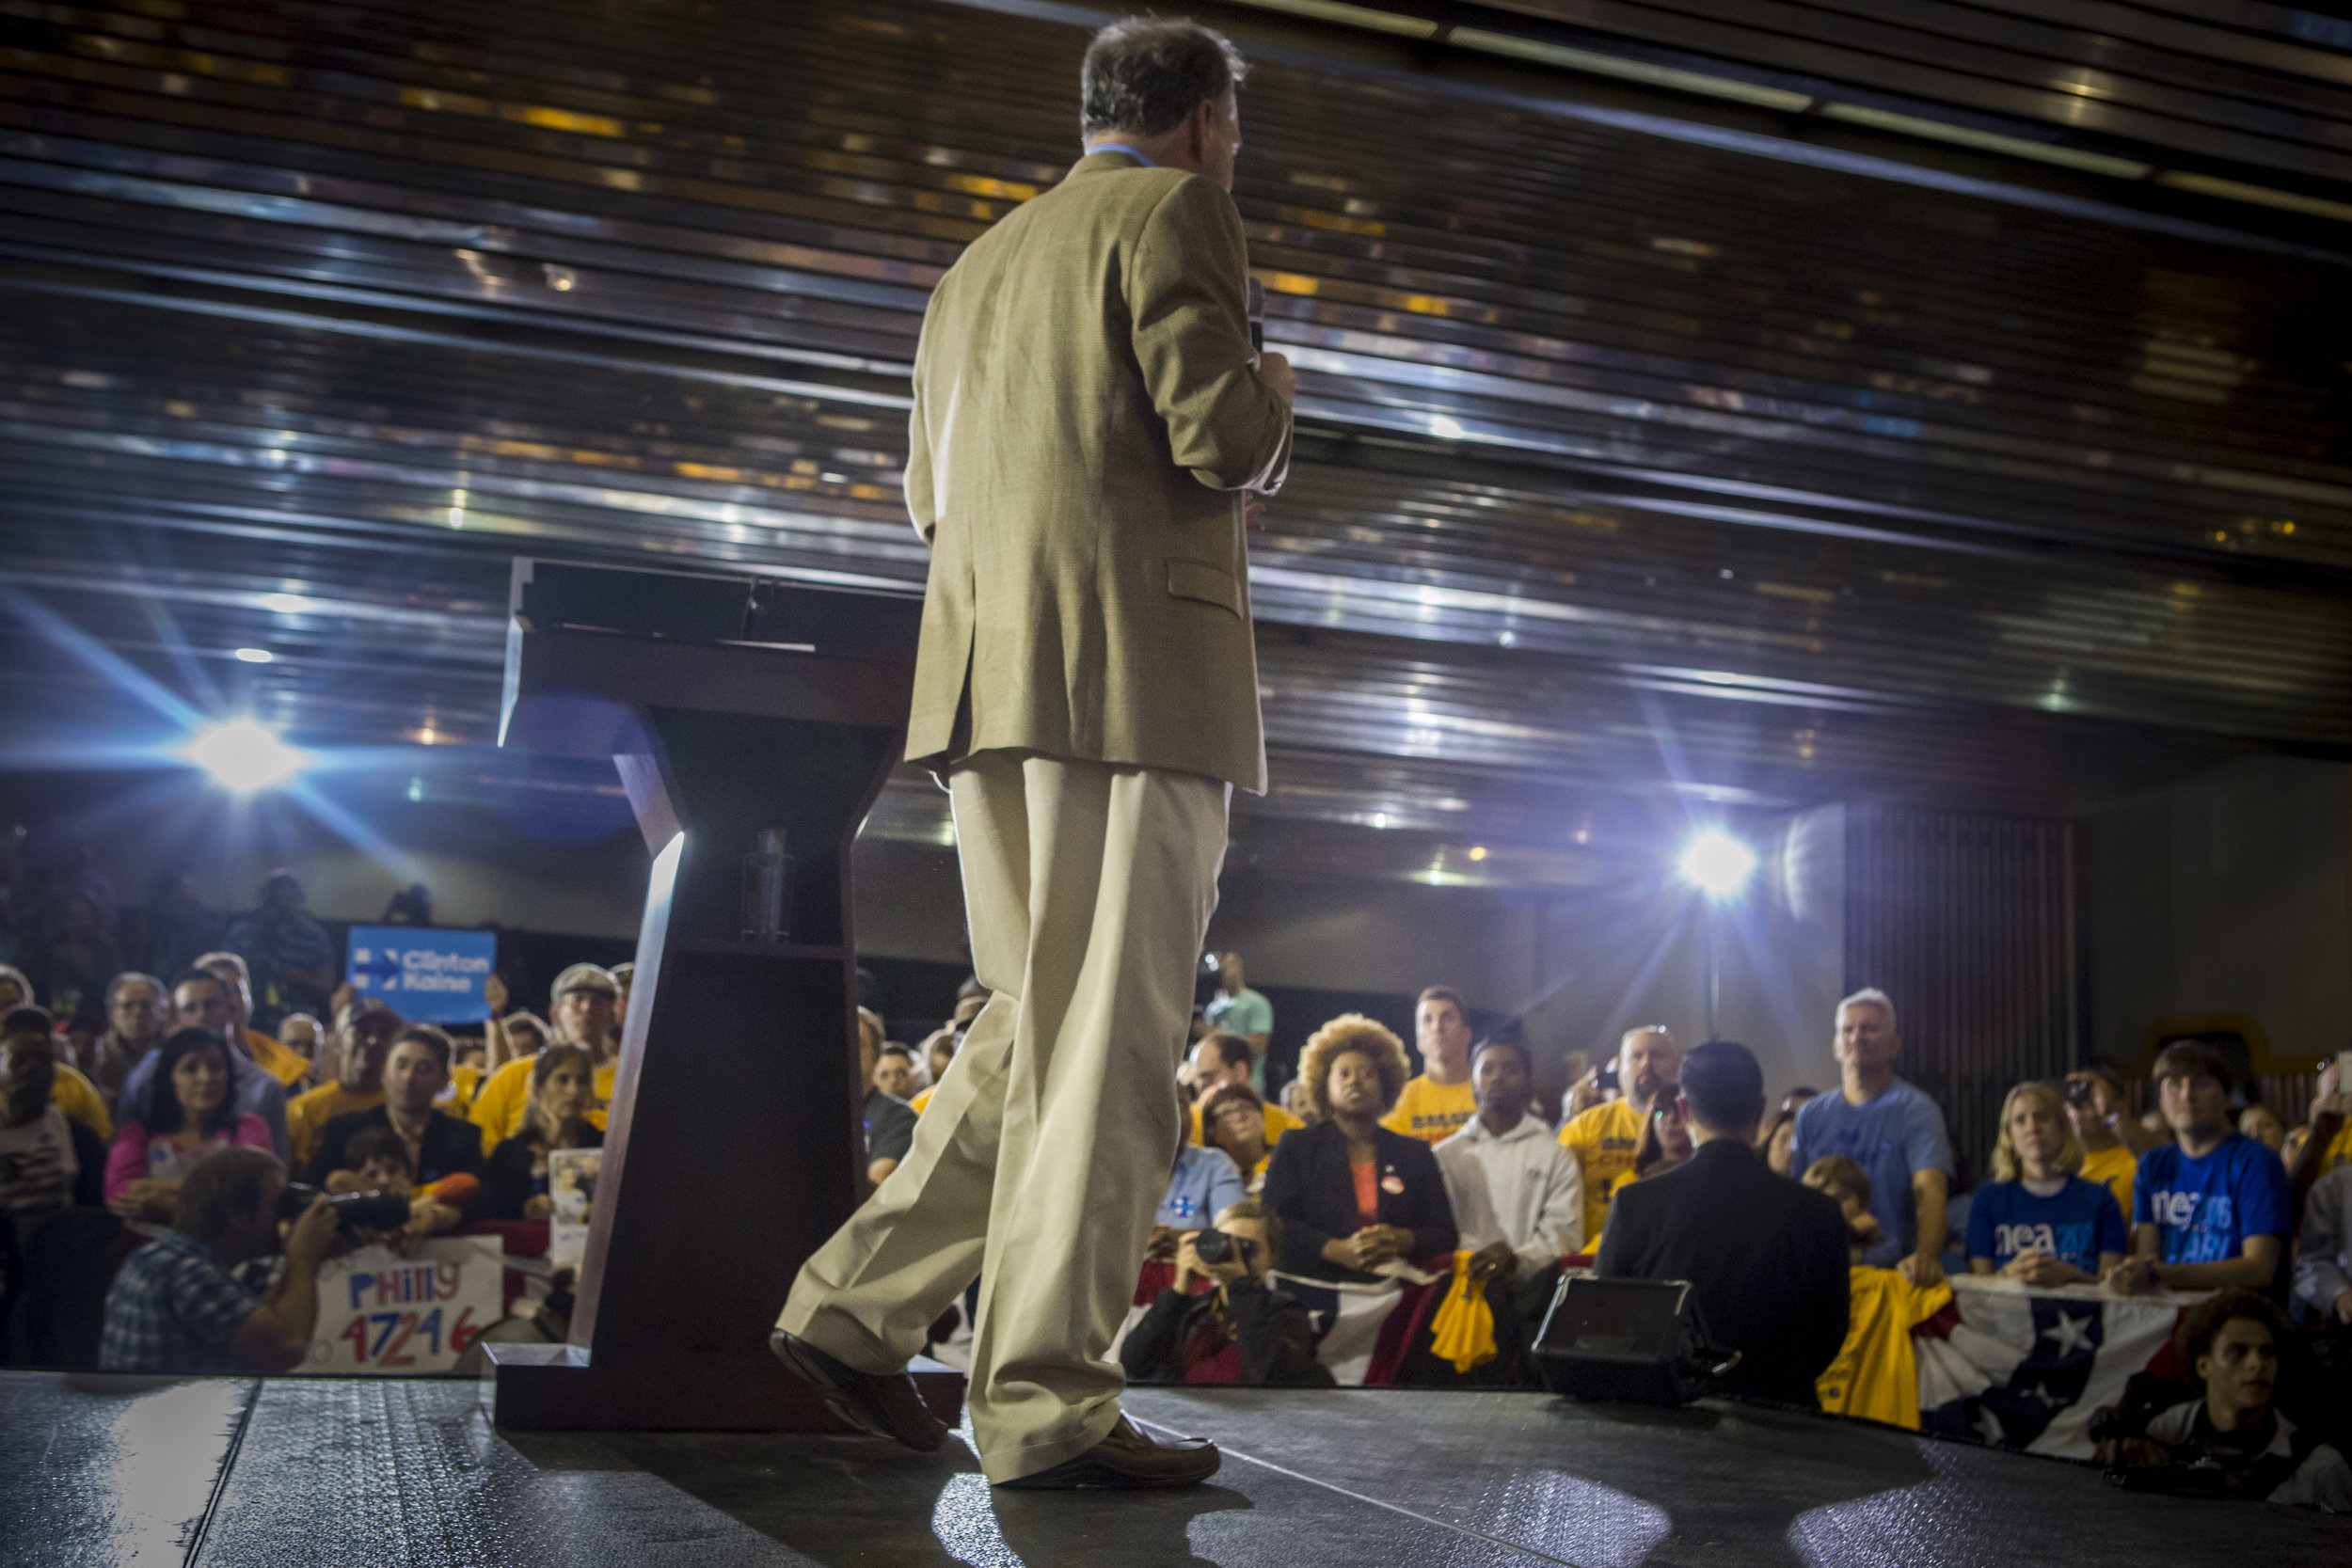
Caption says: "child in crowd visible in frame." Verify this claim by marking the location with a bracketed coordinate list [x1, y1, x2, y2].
[334, 1127, 413, 1197]
[1804, 1154, 1883, 1265]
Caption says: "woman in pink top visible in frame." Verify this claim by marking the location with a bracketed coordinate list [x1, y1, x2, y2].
[105, 1027, 272, 1225]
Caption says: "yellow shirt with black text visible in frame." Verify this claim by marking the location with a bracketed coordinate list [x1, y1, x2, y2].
[1559, 1099, 1645, 1249]
[1380, 1076, 1477, 1145]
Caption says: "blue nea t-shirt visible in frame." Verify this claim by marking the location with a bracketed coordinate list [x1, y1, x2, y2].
[1789, 1075, 1953, 1267]
[1966, 1177, 2127, 1275]
[2134, 1133, 2291, 1265]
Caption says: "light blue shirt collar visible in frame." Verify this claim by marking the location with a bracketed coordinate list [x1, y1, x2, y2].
[1085, 142, 1157, 167]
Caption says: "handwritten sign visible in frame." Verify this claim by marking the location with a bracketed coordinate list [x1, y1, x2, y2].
[345, 926, 497, 1024]
[298, 1235, 503, 1375]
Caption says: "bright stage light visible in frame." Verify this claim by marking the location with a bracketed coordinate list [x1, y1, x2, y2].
[1679, 829, 1756, 897]
[232, 646, 275, 663]
[182, 719, 307, 794]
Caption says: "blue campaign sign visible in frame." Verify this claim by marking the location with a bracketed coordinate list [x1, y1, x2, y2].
[345, 927, 498, 1024]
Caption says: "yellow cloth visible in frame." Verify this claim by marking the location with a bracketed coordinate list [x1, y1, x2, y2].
[465, 1053, 613, 1152]
[244, 1027, 310, 1088]
[1380, 1076, 1477, 1145]
[287, 1084, 383, 1172]
[2324, 1118, 2352, 1175]
[1559, 1100, 1646, 1249]
[446, 1064, 484, 1110]
[911, 1086, 934, 1117]
[1427, 1251, 1500, 1375]
[52, 1064, 114, 1142]
[1189, 1099, 1302, 1148]
[1815, 1265, 1952, 1429]
[2077, 1144, 2136, 1219]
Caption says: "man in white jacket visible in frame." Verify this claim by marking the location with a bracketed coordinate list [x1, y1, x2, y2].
[1435, 1037, 1583, 1377]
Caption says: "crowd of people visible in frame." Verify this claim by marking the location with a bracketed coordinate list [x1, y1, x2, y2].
[0, 937, 630, 1376]
[6, 874, 2352, 1510]
[1084, 977, 2351, 1509]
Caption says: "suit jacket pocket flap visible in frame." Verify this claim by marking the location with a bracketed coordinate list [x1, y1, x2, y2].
[1167, 560, 1242, 616]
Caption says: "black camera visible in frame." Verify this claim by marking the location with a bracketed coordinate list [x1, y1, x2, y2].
[2062, 1077, 2096, 1106]
[278, 1181, 409, 1233]
[1192, 1228, 1257, 1268]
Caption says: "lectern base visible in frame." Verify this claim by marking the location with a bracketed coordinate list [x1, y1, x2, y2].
[481, 1340, 967, 1433]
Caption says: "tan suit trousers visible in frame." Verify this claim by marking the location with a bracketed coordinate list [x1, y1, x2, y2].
[777, 750, 1229, 1482]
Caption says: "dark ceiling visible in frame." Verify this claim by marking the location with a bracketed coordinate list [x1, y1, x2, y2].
[2, 0, 2348, 889]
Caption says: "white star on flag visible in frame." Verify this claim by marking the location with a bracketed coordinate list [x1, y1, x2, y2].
[2041, 1309, 2096, 1357]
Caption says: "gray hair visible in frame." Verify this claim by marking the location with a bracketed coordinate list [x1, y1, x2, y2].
[106, 971, 167, 1010]
[1080, 17, 1246, 138]
[1836, 988, 1899, 1035]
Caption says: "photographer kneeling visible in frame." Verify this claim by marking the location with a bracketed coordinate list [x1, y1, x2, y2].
[1120, 1199, 1333, 1387]
[99, 1146, 341, 1373]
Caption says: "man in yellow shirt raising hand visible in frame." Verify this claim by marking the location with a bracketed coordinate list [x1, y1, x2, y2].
[1381, 986, 1481, 1145]
[1558, 1025, 1680, 1249]
[466, 963, 619, 1151]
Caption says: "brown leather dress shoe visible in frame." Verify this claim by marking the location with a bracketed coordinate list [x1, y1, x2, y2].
[771, 1329, 948, 1452]
[995, 1417, 1221, 1490]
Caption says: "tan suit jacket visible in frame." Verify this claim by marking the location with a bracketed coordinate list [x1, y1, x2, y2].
[902, 150, 1292, 794]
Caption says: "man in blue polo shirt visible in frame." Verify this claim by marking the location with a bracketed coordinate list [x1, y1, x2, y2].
[1788, 988, 1951, 1282]
[2106, 1040, 2289, 1297]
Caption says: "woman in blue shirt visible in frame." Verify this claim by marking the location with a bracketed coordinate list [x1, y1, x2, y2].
[1967, 1081, 2127, 1287]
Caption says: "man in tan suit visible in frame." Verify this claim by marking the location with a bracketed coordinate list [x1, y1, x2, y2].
[772, 19, 1294, 1489]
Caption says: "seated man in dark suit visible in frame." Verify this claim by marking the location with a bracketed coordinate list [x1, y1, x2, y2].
[1595, 1039, 1850, 1407]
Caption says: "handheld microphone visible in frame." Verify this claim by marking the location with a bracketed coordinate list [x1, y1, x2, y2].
[1247, 276, 1264, 353]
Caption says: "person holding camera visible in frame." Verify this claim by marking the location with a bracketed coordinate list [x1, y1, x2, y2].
[99, 1145, 342, 1373]
[2099, 1289, 2352, 1509]
[1120, 1199, 1330, 1386]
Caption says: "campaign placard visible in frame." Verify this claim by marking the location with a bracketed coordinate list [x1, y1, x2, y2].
[297, 1235, 503, 1376]
[548, 1147, 602, 1269]
[345, 926, 497, 1023]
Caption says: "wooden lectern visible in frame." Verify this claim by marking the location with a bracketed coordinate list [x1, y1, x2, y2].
[484, 559, 962, 1431]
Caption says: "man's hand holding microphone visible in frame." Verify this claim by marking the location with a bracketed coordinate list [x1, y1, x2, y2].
[1245, 351, 1293, 533]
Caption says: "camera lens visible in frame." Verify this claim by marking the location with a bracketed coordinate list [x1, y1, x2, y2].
[2062, 1078, 2094, 1105]
[1193, 1229, 1234, 1266]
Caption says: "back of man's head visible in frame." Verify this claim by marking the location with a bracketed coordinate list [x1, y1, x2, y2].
[1677, 1039, 1765, 1133]
[176, 1146, 284, 1243]
[1081, 18, 1245, 137]
[1206, 1033, 1253, 1073]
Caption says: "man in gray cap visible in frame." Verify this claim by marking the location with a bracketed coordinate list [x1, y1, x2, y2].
[466, 962, 618, 1149]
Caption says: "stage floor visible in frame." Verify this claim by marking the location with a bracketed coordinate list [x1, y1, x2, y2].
[8, 1371, 2348, 1565]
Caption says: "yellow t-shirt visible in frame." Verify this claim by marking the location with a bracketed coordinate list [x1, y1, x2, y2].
[287, 1084, 384, 1172]
[1190, 1099, 1303, 1149]
[52, 1064, 114, 1143]
[911, 1086, 933, 1117]
[1816, 1266, 1952, 1429]
[2077, 1144, 2136, 1220]
[1380, 1076, 1477, 1145]
[466, 1053, 614, 1152]
[2323, 1118, 2352, 1176]
[444, 1065, 484, 1111]
[244, 1027, 311, 1089]
[1559, 1099, 1645, 1249]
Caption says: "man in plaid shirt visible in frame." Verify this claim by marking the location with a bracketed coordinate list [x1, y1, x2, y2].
[101, 1147, 340, 1373]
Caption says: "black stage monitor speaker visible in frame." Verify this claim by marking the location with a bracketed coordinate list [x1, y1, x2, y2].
[1532, 1276, 1741, 1405]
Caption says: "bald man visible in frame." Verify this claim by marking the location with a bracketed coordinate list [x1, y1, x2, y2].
[1557, 1026, 1680, 1248]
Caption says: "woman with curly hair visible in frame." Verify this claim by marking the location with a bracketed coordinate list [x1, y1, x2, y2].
[1262, 1014, 1456, 1281]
